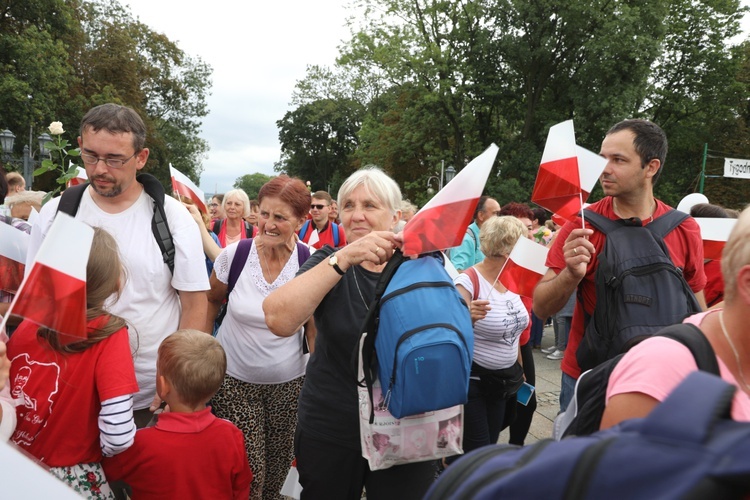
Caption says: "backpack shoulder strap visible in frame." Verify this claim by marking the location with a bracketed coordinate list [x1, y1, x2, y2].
[227, 238, 253, 296]
[299, 220, 310, 240]
[464, 266, 481, 301]
[646, 209, 689, 239]
[57, 183, 89, 216]
[137, 173, 175, 275]
[332, 222, 340, 247]
[244, 221, 253, 237]
[296, 241, 311, 266]
[212, 219, 222, 236]
[656, 323, 720, 375]
[583, 208, 621, 235]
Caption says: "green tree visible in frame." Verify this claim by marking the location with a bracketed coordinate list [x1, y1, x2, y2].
[234, 172, 273, 200]
[276, 98, 364, 192]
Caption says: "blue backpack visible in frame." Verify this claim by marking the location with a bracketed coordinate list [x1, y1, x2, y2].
[426, 371, 750, 499]
[360, 250, 473, 420]
[299, 219, 340, 247]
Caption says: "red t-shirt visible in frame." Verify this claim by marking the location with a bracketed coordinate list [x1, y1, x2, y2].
[702, 259, 724, 307]
[546, 197, 706, 379]
[298, 220, 347, 249]
[7, 317, 138, 466]
[103, 408, 252, 500]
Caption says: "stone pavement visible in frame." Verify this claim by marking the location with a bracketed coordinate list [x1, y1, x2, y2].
[499, 324, 562, 445]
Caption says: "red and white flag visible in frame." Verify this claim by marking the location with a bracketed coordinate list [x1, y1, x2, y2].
[402, 144, 499, 256]
[695, 218, 737, 260]
[3, 214, 94, 342]
[499, 237, 549, 298]
[170, 164, 207, 213]
[0, 222, 30, 296]
[531, 121, 606, 223]
[66, 163, 88, 187]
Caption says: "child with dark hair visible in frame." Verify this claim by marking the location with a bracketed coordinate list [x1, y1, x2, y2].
[6, 227, 137, 498]
[104, 329, 252, 499]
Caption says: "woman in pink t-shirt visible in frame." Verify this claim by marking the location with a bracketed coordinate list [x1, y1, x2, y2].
[601, 207, 750, 428]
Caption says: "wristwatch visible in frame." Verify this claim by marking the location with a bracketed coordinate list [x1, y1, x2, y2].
[328, 253, 346, 276]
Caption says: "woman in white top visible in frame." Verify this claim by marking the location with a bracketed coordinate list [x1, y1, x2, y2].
[206, 176, 312, 500]
[453, 216, 530, 457]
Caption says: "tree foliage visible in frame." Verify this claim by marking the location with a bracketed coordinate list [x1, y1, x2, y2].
[0, 0, 212, 191]
[280, 0, 748, 208]
[234, 172, 273, 200]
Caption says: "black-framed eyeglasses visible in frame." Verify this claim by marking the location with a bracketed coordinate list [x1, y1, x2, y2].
[80, 151, 138, 169]
[208, 203, 219, 208]
[310, 204, 328, 210]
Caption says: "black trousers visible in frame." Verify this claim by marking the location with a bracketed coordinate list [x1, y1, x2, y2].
[508, 341, 537, 445]
[295, 427, 435, 500]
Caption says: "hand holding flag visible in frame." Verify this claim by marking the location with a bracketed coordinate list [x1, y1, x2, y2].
[170, 165, 207, 213]
[402, 144, 499, 256]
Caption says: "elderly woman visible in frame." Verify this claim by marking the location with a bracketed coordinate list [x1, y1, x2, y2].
[453, 216, 530, 457]
[207, 176, 313, 500]
[264, 167, 435, 499]
[211, 188, 256, 247]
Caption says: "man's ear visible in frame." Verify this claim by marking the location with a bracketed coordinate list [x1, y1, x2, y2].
[644, 158, 660, 180]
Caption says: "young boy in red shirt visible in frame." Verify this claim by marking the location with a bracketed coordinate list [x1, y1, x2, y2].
[104, 329, 252, 499]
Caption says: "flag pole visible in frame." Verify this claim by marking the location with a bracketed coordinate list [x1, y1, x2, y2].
[580, 191, 586, 229]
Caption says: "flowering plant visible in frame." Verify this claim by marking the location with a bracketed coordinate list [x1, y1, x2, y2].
[34, 121, 81, 203]
[533, 226, 552, 244]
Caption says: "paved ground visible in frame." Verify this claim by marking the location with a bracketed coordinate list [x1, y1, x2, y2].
[499, 324, 562, 445]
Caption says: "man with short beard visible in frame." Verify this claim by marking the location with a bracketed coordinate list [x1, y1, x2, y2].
[27, 103, 209, 428]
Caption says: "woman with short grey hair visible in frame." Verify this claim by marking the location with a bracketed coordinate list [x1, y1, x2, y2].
[264, 166, 435, 499]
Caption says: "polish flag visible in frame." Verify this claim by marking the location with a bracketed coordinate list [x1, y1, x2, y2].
[499, 236, 549, 298]
[531, 121, 606, 223]
[66, 164, 88, 187]
[0, 223, 30, 296]
[4, 214, 94, 342]
[402, 144, 499, 256]
[695, 218, 737, 260]
[307, 229, 320, 248]
[170, 164, 207, 213]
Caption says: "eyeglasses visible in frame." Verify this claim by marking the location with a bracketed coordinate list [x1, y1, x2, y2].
[310, 204, 328, 210]
[80, 152, 138, 169]
[208, 203, 219, 208]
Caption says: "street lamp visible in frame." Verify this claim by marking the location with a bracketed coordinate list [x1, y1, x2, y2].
[0, 129, 52, 189]
[426, 161, 458, 195]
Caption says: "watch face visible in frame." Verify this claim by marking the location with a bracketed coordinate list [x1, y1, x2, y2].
[330, 254, 337, 265]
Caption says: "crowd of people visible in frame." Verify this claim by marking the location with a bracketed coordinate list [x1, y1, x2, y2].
[0, 103, 748, 500]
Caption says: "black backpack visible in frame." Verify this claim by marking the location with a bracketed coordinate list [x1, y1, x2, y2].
[576, 208, 702, 372]
[556, 323, 719, 438]
[57, 173, 175, 274]
[211, 218, 255, 240]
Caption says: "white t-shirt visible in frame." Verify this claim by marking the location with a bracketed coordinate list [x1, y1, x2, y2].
[27, 188, 209, 410]
[214, 240, 308, 384]
[454, 270, 529, 369]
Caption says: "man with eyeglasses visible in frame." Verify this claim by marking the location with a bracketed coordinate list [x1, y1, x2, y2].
[449, 195, 501, 271]
[298, 190, 347, 249]
[26, 103, 209, 428]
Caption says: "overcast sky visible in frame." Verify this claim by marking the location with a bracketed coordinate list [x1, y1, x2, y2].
[122, 0, 353, 195]
[123, 0, 750, 196]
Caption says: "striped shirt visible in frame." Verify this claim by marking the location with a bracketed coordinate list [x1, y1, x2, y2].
[455, 270, 529, 370]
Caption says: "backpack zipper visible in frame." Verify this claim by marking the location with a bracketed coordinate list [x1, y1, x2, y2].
[387, 323, 469, 395]
[381, 280, 455, 304]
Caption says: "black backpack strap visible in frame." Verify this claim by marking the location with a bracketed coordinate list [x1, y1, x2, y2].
[645, 209, 689, 239]
[656, 323, 720, 376]
[212, 218, 223, 236]
[583, 209, 621, 235]
[137, 173, 175, 275]
[227, 238, 253, 296]
[57, 183, 89, 216]
[360, 249, 409, 423]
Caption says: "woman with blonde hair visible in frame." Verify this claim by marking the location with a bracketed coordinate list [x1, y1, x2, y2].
[452, 216, 530, 457]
